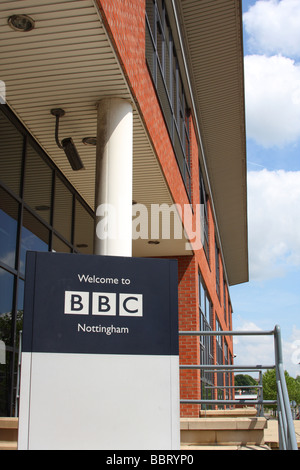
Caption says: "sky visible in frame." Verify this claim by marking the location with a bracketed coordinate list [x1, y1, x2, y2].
[229, 0, 300, 378]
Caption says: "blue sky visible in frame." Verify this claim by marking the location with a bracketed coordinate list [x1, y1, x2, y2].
[230, 0, 300, 377]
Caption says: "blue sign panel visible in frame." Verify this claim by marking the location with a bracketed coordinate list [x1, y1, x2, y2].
[23, 252, 179, 357]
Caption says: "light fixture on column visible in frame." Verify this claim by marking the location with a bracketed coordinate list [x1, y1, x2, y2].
[51, 108, 84, 171]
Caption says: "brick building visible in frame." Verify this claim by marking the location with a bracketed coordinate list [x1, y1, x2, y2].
[0, 0, 248, 418]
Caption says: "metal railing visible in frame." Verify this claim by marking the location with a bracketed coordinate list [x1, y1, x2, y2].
[179, 325, 298, 450]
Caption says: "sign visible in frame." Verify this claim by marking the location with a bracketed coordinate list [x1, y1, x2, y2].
[18, 252, 179, 450]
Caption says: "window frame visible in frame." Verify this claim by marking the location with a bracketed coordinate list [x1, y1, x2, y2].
[0, 105, 95, 416]
[145, 0, 191, 199]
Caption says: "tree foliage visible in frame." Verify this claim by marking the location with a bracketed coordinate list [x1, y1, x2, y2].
[262, 369, 300, 406]
[234, 374, 257, 394]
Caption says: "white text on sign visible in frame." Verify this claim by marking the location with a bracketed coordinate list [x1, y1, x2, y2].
[64, 291, 143, 317]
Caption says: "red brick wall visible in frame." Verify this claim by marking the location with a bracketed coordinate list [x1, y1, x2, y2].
[97, 0, 234, 416]
[177, 256, 200, 417]
[96, 0, 190, 208]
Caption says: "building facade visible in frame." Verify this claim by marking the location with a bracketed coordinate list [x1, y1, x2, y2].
[0, 0, 248, 418]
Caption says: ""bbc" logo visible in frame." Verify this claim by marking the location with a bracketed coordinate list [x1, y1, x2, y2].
[64, 291, 143, 317]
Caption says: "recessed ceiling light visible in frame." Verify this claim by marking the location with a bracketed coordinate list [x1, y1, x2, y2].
[8, 14, 35, 32]
[82, 137, 97, 146]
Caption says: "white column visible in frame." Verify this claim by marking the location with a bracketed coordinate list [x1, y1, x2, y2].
[94, 98, 133, 256]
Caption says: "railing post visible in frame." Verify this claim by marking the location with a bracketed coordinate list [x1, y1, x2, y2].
[257, 370, 264, 417]
[179, 326, 298, 450]
[273, 325, 297, 450]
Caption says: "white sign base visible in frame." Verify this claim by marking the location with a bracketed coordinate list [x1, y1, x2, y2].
[19, 353, 180, 450]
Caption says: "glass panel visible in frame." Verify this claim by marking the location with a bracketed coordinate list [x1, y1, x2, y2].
[74, 200, 94, 254]
[0, 268, 14, 345]
[53, 176, 73, 242]
[52, 235, 72, 253]
[20, 209, 49, 275]
[172, 55, 178, 119]
[157, 66, 172, 136]
[0, 111, 23, 196]
[205, 296, 210, 321]
[12, 279, 24, 416]
[17, 279, 24, 337]
[157, 0, 163, 23]
[146, 0, 155, 35]
[145, 22, 155, 77]
[0, 187, 18, 269]
[23, 143, 53, 224]
[157, 20, 163, 69]
[0, 269, 14, 416]
[200, 279, 205, 314]
[165, 26, 171, 96]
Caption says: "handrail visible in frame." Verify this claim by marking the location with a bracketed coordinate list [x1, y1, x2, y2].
[179, 325, 298, 450]
[273, 325, 298, 450]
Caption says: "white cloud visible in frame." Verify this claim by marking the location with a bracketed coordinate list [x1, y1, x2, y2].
[244, 54, 300, 147]
[283, 325, 300, 378]
[244, 0, 300, 57]
[247, 169, 300, 280]
[234, 318, 300, 377]
[233, 318, 274, 371]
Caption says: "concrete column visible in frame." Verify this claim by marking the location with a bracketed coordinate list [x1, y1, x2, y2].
[94, 98, 133, 256]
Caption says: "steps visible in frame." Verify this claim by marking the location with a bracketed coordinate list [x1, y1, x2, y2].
[180, 416, 270, 450]
[0, 415, 275, 450]
[0, 418, 18, 450]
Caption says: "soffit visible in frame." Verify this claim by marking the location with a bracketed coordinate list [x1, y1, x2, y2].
[176, 0, 248, 285]
[0, 0, 191, 256]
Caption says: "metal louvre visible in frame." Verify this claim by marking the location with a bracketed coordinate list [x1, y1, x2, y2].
[175, 0, 248, 285]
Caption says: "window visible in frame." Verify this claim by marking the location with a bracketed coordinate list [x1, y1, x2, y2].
[74, 199, 94, 254]
[20, 209, 50, 275]
[0, 188, 18, 270]
[228, 302, 232, 330]
[0, 111, 23, 195]
[23, 144, 53, 225]
[199, 167, 209, 262]
[0, 268, 15, 416]
[215, 317, 224, 401]
[0, 105, 95, 416]
[53, 175, 73, 243]
[216, 318, 223, 359]
[223, 279, 228, 324]
[145, 0, 191, 199]
[215, 239, 220, 298]
[198, 271, 213, 407]
[224, 340, 230, 400]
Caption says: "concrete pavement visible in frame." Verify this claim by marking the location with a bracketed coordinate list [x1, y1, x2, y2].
[264, 419, 300, 449]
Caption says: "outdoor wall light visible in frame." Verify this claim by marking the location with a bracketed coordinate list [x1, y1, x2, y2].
[8, 14, 35, 32]
[51, 108, 84, 171]
[148, 240, 160, 245]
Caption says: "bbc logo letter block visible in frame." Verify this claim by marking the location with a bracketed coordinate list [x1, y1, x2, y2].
[18, 252, 179, 450]
[64, 291, 143, 317]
